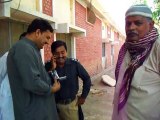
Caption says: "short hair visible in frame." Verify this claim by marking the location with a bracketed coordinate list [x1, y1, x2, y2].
[51, 40, 67, 53]
[27, 18, 53, 34]
[45, 61, 52, 72]
[19, 32, 27, 40]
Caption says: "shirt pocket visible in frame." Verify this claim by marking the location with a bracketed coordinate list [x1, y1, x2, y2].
[139, 64, 160, 86]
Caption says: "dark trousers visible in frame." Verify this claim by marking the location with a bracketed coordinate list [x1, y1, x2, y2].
[78, 105, 84, 120]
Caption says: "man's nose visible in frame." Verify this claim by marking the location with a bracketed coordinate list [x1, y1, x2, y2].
[129, 22, 136, 30]
[59, 53, 63, 57]
[45, 39, 50, 44]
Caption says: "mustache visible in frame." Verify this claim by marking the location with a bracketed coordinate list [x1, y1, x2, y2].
[56, 57, 65, 60]
[126, 31, 138, 36]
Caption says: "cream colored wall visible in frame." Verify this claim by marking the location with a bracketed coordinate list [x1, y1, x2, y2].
[102, 22, 106, 39]
[110, 28, 114, 41]
[70, 0, 75, 25]
[53, 0, 71, 23]
[11, 0, 37, 11]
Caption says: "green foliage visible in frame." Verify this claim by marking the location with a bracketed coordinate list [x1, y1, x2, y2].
[153, 0, 160, 24]
[153, 6, 160, 22]
[133, 0, 160, 25]
[154, 0, 160, 3]
[133, 0, 147, 4]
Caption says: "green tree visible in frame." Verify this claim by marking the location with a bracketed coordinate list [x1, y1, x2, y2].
[153, 0, 160, 24]
[133, 0, 147, 4]
[133, 0, 160, 25]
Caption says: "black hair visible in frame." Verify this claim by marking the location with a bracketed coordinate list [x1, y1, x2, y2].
[51, 40, 67, 53]
[45, 61, 52, 72]
[19, 32, 27, 40]
[27, 18, 53, 34]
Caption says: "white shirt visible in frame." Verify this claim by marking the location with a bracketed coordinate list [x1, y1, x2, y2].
[0, 52, 15, 120]
[112, 38, 160, 120]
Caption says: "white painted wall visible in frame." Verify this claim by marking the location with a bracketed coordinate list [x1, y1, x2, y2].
[71, 36, 76, 58]
[102, 22, 106, 39]
[11, 0, 37, 11]
[53, 0, 71, 23]
[110, 29, 114, 41]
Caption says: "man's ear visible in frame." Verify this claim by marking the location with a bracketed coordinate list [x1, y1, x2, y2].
[35, 29, 41, 37]
[149, 20, 154, 30]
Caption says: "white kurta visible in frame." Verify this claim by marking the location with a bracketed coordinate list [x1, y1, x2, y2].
[112, 37, 160, 120]
[0, 52, 15, 120]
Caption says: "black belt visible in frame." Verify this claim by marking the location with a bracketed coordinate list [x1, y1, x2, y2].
[57, 97, 76, 105]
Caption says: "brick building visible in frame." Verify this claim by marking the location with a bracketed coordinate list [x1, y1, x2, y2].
[0, 0, 125, 78]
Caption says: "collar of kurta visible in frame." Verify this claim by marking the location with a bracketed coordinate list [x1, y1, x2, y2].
[22, 37, 40, 52]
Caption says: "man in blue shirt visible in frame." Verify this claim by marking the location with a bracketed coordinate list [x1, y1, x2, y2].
[46, 40, 91, 120]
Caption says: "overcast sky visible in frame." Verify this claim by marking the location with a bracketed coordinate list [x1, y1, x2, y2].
[98, 0, 154, 33]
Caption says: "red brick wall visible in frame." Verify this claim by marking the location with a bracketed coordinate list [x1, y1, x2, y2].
[116, 39, 125, 60]
[42, 0, 53, 62]
[113, 32, 119, 64]
[106, 43, 111, 67]
[42, 0, 53, 16]
[75, 1, 102, 76]
[44, 34, 54, 62]
[113, 44, 119, 65]
[114, 38, 125, 64]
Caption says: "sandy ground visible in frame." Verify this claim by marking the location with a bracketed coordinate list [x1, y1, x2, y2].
[82, 68, 115, 120]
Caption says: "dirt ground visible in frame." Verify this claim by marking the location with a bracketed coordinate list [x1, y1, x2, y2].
[82, 69, 115, 120]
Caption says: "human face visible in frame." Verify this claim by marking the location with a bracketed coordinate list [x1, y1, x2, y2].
[125, 15, 154, 42]
[53, 46, 67, 66]
[35, 29, 52, 49]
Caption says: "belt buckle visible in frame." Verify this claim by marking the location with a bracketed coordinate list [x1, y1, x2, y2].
[58, 97, 75, 105]
[64, 99, 71, 104]
[60, 98, 73, 105]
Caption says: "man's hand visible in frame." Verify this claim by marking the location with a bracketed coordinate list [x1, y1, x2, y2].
[50, 56, 57, 70]
[76, 96, 85, 106]
[51, 79, 61, 93]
